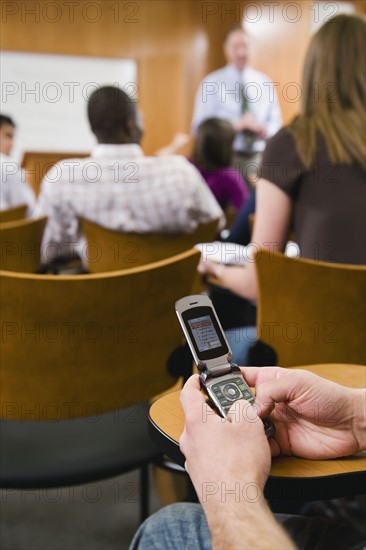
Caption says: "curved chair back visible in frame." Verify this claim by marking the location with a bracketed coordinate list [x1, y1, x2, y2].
[255, 249, 366, 367]
[80, 218, 219, 273]
[0, 249, 200, 420]
[22, 151, 89, 196]
[0, 204, 27, 224]
[0, 217, 47, 273]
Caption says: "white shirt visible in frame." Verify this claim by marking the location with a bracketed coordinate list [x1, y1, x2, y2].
[34, 144, 224, 263]
[192, 64, 282, 153]
[0, 154, 36, 215]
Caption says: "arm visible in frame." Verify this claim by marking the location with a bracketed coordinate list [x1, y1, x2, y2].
[198, 178, 292, 300]
[153, 133, 191, 156]
[0, 161, 36, 215]
[179, 375, 296, 550]
[233, 112, 267, 138]
[34, 164, 77, 263]
[191, 77, 221, 134]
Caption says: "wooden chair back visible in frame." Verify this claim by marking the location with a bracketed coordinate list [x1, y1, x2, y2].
[22, 151, 89, 196]
[80, 218, 219, 273]
[0, 204, 27, 224]
[255, 249, 366, 367]
[0, 249, 200, 420]
[0, 217, 47, 273]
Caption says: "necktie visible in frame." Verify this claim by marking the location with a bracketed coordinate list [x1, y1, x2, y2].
[241, 82, 249, 114]
[240, 82, 255, 148]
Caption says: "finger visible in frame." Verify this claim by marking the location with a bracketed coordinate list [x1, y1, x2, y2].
[197, 260, 206, 274]
[180, 374, 205, 416]
[255, 377, 299, 417]
[269, 437, 281, 457]
[240, 366, 282, 386]
[226, 398, 260, 426]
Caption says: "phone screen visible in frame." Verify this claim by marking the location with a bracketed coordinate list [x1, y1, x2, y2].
[182, 306, 228, 361]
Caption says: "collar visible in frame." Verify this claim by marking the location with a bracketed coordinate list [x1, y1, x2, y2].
[226, 64, 253, 81]
[91, 143, 144, 160]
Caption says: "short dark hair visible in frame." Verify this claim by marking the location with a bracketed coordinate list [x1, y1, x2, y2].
[0, 114, 15, 128]
[223, 24, 246, 44]
[87, 86, 136, 142]
[192, 118, 235, 171]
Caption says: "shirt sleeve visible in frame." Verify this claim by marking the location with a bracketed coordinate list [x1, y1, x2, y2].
[35, 163, 77, 263]
[260, 127, 305, 199]
[0, 160, 36, 215]
[191, 76, 220, 134]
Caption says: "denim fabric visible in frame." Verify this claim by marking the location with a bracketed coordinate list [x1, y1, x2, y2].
[130, 502, 366, 550]
[129, 503, 211, 550]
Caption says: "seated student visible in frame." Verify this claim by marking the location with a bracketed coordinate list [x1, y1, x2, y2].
[199, 13, 366, 301]
[190, 118, 250, 211]
[155, 120, 250, 213]
[0, 114, 36, 215]
[131, 367, 366, 550]
[34, 86, 224, 263]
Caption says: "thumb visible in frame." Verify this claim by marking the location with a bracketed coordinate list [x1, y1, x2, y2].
[255, 376, 298, 418]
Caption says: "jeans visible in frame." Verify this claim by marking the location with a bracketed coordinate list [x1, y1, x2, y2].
[130, 502, 366, 550]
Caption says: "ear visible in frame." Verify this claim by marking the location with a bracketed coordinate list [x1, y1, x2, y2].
[126, 116, 143, 144]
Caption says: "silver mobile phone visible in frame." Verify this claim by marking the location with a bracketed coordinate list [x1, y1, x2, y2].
[175, 294, 275, 437]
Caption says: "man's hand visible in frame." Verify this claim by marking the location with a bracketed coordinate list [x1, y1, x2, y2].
[179, 374, 297, 550]
[179, 375, 271, 496]
[234, 113, 267, 139]
[241, 366, 366, 459]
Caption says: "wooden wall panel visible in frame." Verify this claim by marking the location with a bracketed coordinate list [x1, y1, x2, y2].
[1, 0, 363, 152]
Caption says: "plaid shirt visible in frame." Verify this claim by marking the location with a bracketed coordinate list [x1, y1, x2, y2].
[35, 144, 224, 262]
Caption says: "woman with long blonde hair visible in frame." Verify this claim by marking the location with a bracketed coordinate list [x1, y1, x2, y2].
[199, 13, 366, 300]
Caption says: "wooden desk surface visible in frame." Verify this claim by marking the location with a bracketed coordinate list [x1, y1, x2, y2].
[149, 364, 366, 499]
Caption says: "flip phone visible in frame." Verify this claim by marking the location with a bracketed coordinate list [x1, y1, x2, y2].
[175, 294, 275, 438]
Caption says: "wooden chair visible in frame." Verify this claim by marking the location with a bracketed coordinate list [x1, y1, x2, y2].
[22, 151, 89, 196]
[0, 217, 47, 273]
[0, 204, 27, 224]
[80, 217, 219, 273]
[255, 249, 366, 367]
[0, 248, 200, 520]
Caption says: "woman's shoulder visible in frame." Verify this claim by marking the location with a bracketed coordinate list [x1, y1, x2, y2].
[262, 125, 299, 165]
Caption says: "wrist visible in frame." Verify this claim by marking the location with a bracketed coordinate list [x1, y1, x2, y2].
[206, 496, 296, 550]
[199, 473, 266, 525]
[353, 389, 366, 451]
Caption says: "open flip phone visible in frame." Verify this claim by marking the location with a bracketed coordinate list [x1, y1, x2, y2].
[175, 294, 275, 438]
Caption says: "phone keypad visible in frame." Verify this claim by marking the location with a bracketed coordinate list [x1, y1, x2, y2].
[211, 377, 254, 406]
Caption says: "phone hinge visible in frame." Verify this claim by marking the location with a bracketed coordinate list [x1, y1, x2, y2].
[202, 363, 234, 379]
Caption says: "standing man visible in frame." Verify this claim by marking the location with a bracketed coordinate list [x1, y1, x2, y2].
[192, 25, 282, 182]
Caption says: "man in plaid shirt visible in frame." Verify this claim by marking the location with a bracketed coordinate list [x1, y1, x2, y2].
[35, 86, 224, 264]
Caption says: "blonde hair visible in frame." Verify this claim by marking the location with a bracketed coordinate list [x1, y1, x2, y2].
[290, 14, 366, 169]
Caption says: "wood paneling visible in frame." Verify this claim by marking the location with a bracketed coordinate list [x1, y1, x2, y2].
[1, 1, 362, 151]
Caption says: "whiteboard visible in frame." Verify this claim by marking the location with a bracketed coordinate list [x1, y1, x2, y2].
[0, 51, 137, 161]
